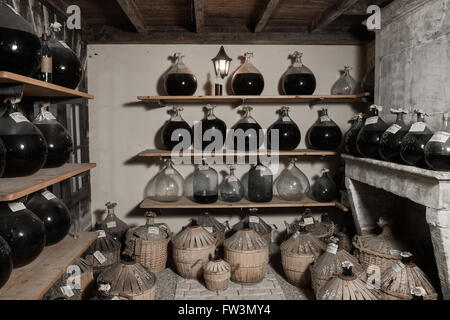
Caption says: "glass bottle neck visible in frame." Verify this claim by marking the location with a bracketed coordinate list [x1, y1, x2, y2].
[370, 108, 379, 116]
[440, 118, 449, 132]
[416, 114, 426, 123]
[107, 208, 115, 217]
[229, 167, 236, 176]
[395, 113, 405, 124]
[206, 108, 216, 119]
[171, 109, 183, 121]
[293, 55, 303, 68]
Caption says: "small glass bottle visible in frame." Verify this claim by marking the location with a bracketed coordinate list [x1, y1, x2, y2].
[425, 113, 450, 171]
[164, 52, 198, 96]
[344, 113, 364, 156]
[331, 66, 357, 95]
[281, 51, 316, 95]
[193, 159, 219, 204]
[378, 108, 409, 163]
[232, 106, 264, 152]
[247, 161, 273, 203]
[37, 33, 52, 83]
[312, 169, 338, 203]
[197, 104, 227, 151]
[146, 158, 184, 202]
[356, 105, 388, 159]
[267, 106, 301, 151]
[308, 108, 343, 150]
[220, 165, 244, 202]
[161, 106, 192, 151]
[231, 52, 264, 95]
[400, 109, 434, 168]
[275, 159, 310, 201]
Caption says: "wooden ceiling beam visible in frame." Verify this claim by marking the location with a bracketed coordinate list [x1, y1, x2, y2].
[254, 0, 280, 33]
[115, 0, 147, 34]
[310, 0, 362, 34]
[192, 0, 204, 32]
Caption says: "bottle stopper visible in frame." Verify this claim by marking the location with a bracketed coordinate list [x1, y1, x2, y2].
[329, 236, 340, 244]
[242, 105, 253, 112]
[411, 286, 426, 298]
[280, 106, 290, 112]
[400, 251, 413, 264]
[205, 104, 215, 110]
[369, 105, 383, 112]
[321, 168, 330, 174]
[414, 109, 430, 116]
[344, 66, 352, 71]
[105, 202, 117, 209]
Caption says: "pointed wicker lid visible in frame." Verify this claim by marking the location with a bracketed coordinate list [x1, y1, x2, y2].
[196, 212, 226, 232]
[86, 231, 121, 254]
[130, 212, 170, 241]
[204, 259, 231, 274]
[317, 274, 381, 300]
[357, 218, 406, 255]
[232, 212, 272, 234]
[97, 261, 156, 298]
[280, 230, 326, 257]
[172, 225, 216, 249]
[73, 257, 93, 273]
[289, 209, 334, 238]
[224, 228, 268, 251]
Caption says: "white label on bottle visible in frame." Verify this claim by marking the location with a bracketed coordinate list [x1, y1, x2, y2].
[93, 251, 107, 264]
[41, 56, 52, 73]
[365, 116, 379, 125]
[429, 131, 450, 143]
[147, 227, 160, 235]
[106, 221, 117, 229]
[8, 202, 26, 212]
[204, 227, 213, 233]
[303, 217, 314, 226]
[59, 41, 72, 50]
[320, 116, 331, 122]
[5, 3, 20, 15]
[60, 286, 74, 298]
[165, 169, 174, 175]
[97, 230, 106, 238]
[409, 122, 426, 132]
[389, 249, 401, 256]
[9, 112, 29, 123]
[41, 190, 57, 200]
[386, 124, 402, 135]
[282, 116, 291, 122]
[392, 262, 405, 273]
[43, 111, 57, 120]
[199, 165, 209, 171]
[292, 232, 299, 239]
[326, 243, 338, 255]
[249, 216, 259, 223]
[111, 296, 120, 300]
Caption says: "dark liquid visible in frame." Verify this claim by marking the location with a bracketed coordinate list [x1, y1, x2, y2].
[248, 168, 273, 203]
[162, 121, 193, 150]
[232, 73, 264, 95]
[0, 139, 6, 177]
[344, 126, 363, 156]
[400, 133, 433, 167]
[268, 122, 301, 150]
[308, 124, 342, 150]
[379, 129, 408, 163]
[193, 193, 218, 204]
[356, 124, 387, 159]
[0, 236, 12, 288]
[0, 134, 47, 178]
[221, 193, 242, 202]
[312, 176, 338, 202]
[51, 43, 83, 89]
[0, 28, 41, 77]
[232, 123, 264, 151]
[425, 153, 450, 171]
[283, 73, 317, 95]
[199, 119, 227, 150]
[164, 73, 198, 96]
[35, 123, 73, 168]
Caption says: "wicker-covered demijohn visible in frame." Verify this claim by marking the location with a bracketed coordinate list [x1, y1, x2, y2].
[203, 252, 231, 292]
[352, 218, 406, 272]
[124, 211, 172, 273]
[310, 237, 365, 296]
[224, 222, 269, 284]
[196, 212, 226, 246]
[172, 221, 216, 279]
[42, 277, 82, 300]
[65, 257, 94, 299]
[317, 261, 382, 300]
[280, 223, 326, 288]
[97, 258, 157, 300]
[84, 230, 121, 276]
[284, 209, 334, 241]
[380, 252, 438, 300]
[232, 208, 272, 244]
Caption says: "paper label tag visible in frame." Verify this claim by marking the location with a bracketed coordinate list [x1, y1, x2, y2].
[60, 286, 74, 298]
[41, 190, 57, 200]
[365, 116, 379, 125]
[389, 249, 401, 256]
[165, 169, 174, 175]
[98, 230, 106, 238]
[8, 202, 26, 212]
[303, 217, 314, 226]
[107, 221, 117, 229]
[429, 131, 450, 143]
[386, 124, 401, 135]
[204, 227, 213, 233]
[93, 251, 107, 264]
[9, 112, 29, 123]
[59, 40, 72, 50]
[409, 122, 426, 132]
[249, 216, 259, 223]
[5, 3, 20, 15]
[326, 243, 338, 254]
[320, 116, 331, 122]
[147, 227, 160, 235]
[43, 111, 57, 120]
[392, 262, 405, 273]
[41, 56, 52, 73]
[292, 232, 299, 239]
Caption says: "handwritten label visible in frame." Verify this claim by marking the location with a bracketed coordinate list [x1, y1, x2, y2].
[386, 124, 401, 135]
[60, 286, 74, 298]
[43, 111, 57, 120]
[409, 122, 426, 132]
[249, 216, 259, 224]
[326, 243, 338, 254]
[389, 249, 401, 256]
[93, 251, 107, 264]
[41, 190, 57, 200]
[365, 116, 379, 125]
[8, 202, 26, 212]
[106, 221, 117, 229]
[303, 217, 314, 226]
[9, 112, 29, 123]
[429, 131, 450, 144]
[98, 230, 106, 238]
[282, 116, 291, 122]
[392, 262, 405, 273]
[147, 227, 160, 235]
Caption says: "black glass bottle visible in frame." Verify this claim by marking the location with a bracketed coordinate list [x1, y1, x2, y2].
[0, 235, 12, 288]
[379, 109, 409, 163]
[400, 110, 434, 168]
[356, 105, 388, 159]
[26, 189, 71, 246]
[164, 53, 198, 96]
[0, 99, 48, 178]
[267, 106, 301, 150]
[0, 2, 41, 76]
[161, 106, 192, 150]
[247, 161, 273, 203]
[425, 113, 450, 171]
[232, 106, 264, 152]
[197, 104, 227, 151]
[33, 104, 73, 168]
[0, 137, 6, 177]
[311, 169, 338, 203]
[231, 52, 264, 95]
[0, 202, 46, 267]
[37, 33, 52, 83]
[281, 51, 316, 95]
[308, 108, 342, 150]
[344, 113, 364, 156]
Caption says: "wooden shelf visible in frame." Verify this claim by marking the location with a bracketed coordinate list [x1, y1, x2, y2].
[0, 163, 96, 202]
[0, 71, 94, 99]
[0, 232, 98, 300]
[138, 93, 370, 105]
[138, 148, 339, 157]
[141, 196, 349, 211]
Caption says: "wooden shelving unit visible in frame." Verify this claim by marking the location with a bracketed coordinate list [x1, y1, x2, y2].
[0, 232, 98, 300]
[0, 163, 96, 202]
[141, 196, 349, 212]
[138, 148, 339, 157]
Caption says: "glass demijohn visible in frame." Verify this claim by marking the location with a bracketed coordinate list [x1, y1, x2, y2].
[312, 169, 338, 203]
[331, 66, 357, 95]
[276, 159, 310, 201]
[308, 108, 342, 150]
[356, 105, 388, 159]
[0, 235, 12, 288]
[147, 158, 184, 202]
[193, 160, 219, 204]
[231, 52, 264, 95]
[267, 106, 301, 151]
[220, 165, 244, 202]
[344, 113, 364, 156]
[425, 113, 450, 171]
[164, 52, 198, 96]
[247, 161, 273, 203]
[378, 109, 409, 163]
[197, 104, 227, 151]
[281, 51, 316, 95]
[161, 106, 192, 151]
[232, 106, 264, 152]
[96, 202, 129, 245]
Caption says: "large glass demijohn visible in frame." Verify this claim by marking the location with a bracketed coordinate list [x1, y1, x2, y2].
[275, 159, 310, 201]
[161, 106, 192, 151]
[164, 52, 198, 96]
[425, 113, 450, 171]
[220, 165, 244, 202]
[344, 113, 364, 156]
[356, 105, 388, 159]
[231, 52, 264, 95]
[308, 108, 342, 150]
[232, 106, 263, 152]
[147, 158, 184, 202]
[0, 235, 12, 288]
[247, 161, 273, 203]
[193, 159, 219, 204]
[331, 66, 357, 95]
[378, 108, 409, 163]
[312, 169, 338, 203]
[267, 106, 301, 151]
[197, 104, 227, 151]
[281, 51, 316, 95]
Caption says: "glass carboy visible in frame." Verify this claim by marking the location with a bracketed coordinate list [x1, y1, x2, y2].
[281, 51, 316, 95]
[247, 161, 273, 203]
[331, 66, 357, 95]
[161, 106, 192, 150]
[344, 113, 364, 156]
[231, 52, 264, 95]
[96, 202, 129, 244]
[232, 106, 263, 152]
[378, 108, 409, 163]
[308, 108, 342, 150]
[425, 113, 450, 171]
[193, 160, 218, 204]
[147, 158, 184, 202]
[356, 105, 388, 159]
[267, 106, 301, 150]
[275, 159, 310, 201]
[220, 165, 244, 202]
[164, 53, 197, 96]
[197, 104, 227, 151]
[312, 169, 338, 202]
[0, 235, 12, 288]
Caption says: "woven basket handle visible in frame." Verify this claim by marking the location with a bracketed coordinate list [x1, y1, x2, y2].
[159, 222, 173, 238]
[354, 235, 363, 249]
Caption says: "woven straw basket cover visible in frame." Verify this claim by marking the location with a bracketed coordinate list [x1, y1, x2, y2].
[196, 212, 226, 246]
[224, 228, 269, 283]
[280, 231, 326, 287]
[172, 225, 216, 279]
[84, 231, 121, 271]
[285, 210, 335, 241]
[97, 261, 157, 300]
[232, 213, 272, 244]
[203, 259, 231, 291]
[124, 212, 172, 273]
[334, 226, 352, 252]
[310, 244, 366, 296]
[317, 273, 382, 300]
[380, 261, 438, 300]
[72, 257, 94, 294]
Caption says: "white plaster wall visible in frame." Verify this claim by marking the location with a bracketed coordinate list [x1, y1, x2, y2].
[87, 44, 365, 232]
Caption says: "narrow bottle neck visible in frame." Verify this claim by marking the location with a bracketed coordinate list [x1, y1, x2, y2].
[395, 113, 404, 124]
[417, 114, 426, 123]
[370, 108, 379, 116]
[441, 118, 449, 132]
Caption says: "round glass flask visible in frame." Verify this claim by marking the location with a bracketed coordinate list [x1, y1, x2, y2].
[220, 165, 244, 202]
[232, 106, 264, 152]
[425, 113, 450, 171]
[193, 160, 219, 204]
[164, 53, 198, 96]
[275, 159, 310, 201]
[281, 51, 316, 95]
[197, 104, 227, 151]
[344, 113, 364, 156]
[146, 158, 184, 202]
[267, 106, 301, 151]
[161, 106, 192, 151]
[231, 52, 264, 95]
[312, 169, 338, 203]
[356, 105, 388, 159]
[331, 66, 357, 95]
[308, 108, 342, 150]
[378, 108, 409, 163]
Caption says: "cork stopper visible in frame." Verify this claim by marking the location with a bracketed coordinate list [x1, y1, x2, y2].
[391, 108, 409, 114]
[443, 113, 448, 121]
[400, 251, 413, 264]
[341, 261, 354, 276]
[411, 286, 426, 299]
[242, 105, 253, 112]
